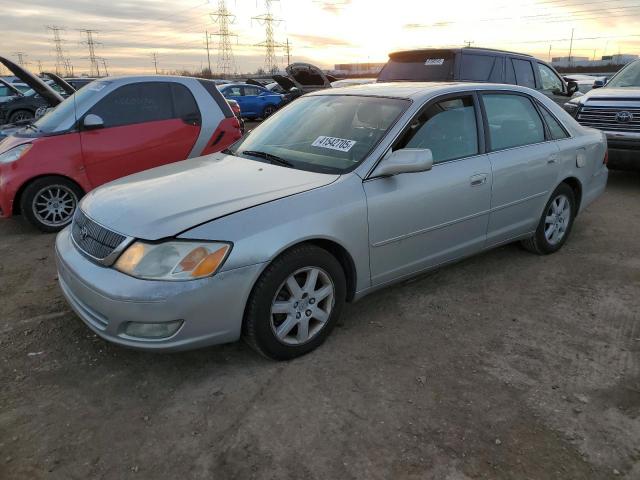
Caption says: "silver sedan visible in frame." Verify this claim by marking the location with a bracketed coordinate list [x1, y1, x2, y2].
[56, 82, 608, 359]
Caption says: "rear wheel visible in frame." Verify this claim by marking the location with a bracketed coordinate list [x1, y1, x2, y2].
[262, 105, 277, 118]
[20, 177, 83, 233]
[9, 109, 34, 124]
[243, 244, 346, 360]
[521, 183, 576, 255]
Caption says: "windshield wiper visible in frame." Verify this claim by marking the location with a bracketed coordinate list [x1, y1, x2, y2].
[241, 150, 294, 168]
[23, 123, 39, 132]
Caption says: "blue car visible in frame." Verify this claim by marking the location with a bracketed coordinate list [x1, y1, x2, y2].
[219, 83, 283, 119]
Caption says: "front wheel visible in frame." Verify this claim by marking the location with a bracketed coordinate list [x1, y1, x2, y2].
[20, 177, 83, 233]
[521, 183, 576, 255]
[243, 244, 346, 360]
[9, 109, 34, 124]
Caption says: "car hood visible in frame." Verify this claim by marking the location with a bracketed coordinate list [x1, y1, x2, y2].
[43, 72, 75, 95]
[81, 153, 339, 240]
[0, 57, 63, 106]
[575, 87, 640, 104]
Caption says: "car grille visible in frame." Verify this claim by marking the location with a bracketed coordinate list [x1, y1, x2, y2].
[577, 106, 640, 132]
[71, 209, 127, 261]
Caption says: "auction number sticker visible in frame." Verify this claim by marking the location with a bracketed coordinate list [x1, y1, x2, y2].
[312, 136, 356, 152]
[424, 58, 445, 66]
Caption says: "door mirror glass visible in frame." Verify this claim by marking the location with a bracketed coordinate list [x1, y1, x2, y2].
[566, 81, 579, 96]
[592, 79, 606, 89]
[83, 113, 104, 130]
[372, 148, 433, 177]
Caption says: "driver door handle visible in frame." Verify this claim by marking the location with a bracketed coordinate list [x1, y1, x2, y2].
[547, 154, 559, 164]
[470, 173, 488, 186]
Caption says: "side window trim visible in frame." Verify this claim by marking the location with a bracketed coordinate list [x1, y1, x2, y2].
[478, 90, 551, 152]
[390, 91, 486, 162]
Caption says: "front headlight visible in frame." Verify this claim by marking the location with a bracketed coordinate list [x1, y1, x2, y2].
[0, 143, 32, 164]
[114, 241, 231, 281]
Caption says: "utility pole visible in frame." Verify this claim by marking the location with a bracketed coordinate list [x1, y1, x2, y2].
[151, 52, 159, 74]
[568, 28, 574, 68]
[205, 30, 212, 74]
[548, 44, 552, 62]
[253, 0, 283, 74]
[210, 0, 237, 78]
[36, 60, 43, 73]
[80, 29, 101, 77]
[47, 25, 71, 76]
[464, 40, 474, 48]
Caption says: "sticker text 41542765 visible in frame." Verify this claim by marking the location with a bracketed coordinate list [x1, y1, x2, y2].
[312, 136, 356, 153]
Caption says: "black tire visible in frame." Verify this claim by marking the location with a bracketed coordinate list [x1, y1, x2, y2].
[521, 183, 576, 255]
[262, 105, 277, 118]
[243, 244, 346, 360]
[20, 176, 83, 233]
[9, 109, 34, 124]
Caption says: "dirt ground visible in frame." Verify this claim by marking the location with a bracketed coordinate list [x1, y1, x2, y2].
[0, 171, 638, 480]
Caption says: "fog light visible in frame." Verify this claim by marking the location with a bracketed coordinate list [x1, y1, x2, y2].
[123, 320, 183, 339]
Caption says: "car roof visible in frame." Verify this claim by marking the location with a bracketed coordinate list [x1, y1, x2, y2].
[308, 81, 542, 101]
[389, 47, 534, 59]
[221, 83, 264, 88]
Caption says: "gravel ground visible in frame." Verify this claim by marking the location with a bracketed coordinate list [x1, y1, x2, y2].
[0, 170, 638, 480]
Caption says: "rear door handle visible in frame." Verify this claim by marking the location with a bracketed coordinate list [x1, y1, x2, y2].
[470, 173, 488, 186]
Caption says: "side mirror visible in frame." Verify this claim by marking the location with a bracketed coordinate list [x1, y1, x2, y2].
[372, 148, 433, 177]
[566, 81, 579, 96]
[593, 79, 606, 89]
[83, 113, 104, 130]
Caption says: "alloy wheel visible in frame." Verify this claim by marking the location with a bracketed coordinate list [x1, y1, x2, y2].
[31, 184, 78, 227]
[544, 194, 571, 245]
[270, 267, 335, 345]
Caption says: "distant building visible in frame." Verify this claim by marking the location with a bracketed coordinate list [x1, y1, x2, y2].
[331, 63, 385, 76]
[551, 54, 638, 68]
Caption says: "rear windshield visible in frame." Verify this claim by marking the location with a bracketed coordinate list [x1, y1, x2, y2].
[378, 51, 455, 82]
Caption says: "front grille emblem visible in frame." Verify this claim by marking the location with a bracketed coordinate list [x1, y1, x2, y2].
[80, 226, 89, 240]
[616, 111, 633, 123]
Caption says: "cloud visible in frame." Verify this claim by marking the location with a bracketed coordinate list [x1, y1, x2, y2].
[315, 0, 352, 14]
[289, 34, 352, 47]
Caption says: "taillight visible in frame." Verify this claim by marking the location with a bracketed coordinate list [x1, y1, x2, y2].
[603, 150, 608, 165]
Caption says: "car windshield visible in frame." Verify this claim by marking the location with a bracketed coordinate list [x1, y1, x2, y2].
[606, 61, 640, 88]
[33, 81, 108, 134]
[226, 95, 410, 174]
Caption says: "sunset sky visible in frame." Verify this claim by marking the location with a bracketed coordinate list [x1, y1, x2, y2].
[2, 0, 640, 76]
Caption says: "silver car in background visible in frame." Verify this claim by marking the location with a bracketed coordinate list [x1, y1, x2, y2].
[56, 82, 608, 360]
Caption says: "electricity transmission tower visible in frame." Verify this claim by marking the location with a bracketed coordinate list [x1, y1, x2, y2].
[151, 52, 159, 74]
[13, 52, 27, 66]
[80, 29, 101, 77]
[210, 0, 237, 78]
[47, 26, 71, 76]
[252, 0, 283, 74]
[100, 58, 109, 76]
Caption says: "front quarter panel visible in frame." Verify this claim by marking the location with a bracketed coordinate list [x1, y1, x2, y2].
[178, 173, 371, 294]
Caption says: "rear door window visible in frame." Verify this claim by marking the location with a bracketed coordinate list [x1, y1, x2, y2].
[243, 86, 260, 96]
[88, 82, 173, 128]
[222, 86, 242, 97]
[505, 59, 516, 84]
[395, 95, 479, 163]
[377, 50, 455, 82]
[512, 59, 536, 89]
[460, 54, 503, 82]
[171, 83, 200, 121]
[483, 93, 545, 150]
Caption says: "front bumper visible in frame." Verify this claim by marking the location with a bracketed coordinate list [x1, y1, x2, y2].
[55, 228, 265, 352]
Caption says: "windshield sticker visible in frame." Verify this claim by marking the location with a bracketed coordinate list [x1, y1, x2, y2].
[424, 58, 445, 66]
[88, 82, 108, 92]
[312, 136, 356, 152]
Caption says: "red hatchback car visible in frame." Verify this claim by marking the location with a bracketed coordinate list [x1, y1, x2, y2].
[0, 75, 241, 231]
